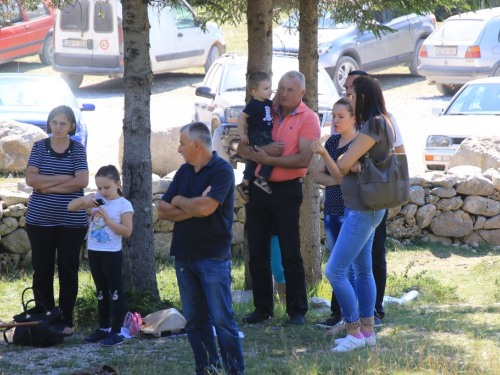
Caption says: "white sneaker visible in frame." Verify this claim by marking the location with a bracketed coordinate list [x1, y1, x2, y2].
[364, 333, 376, 347]
[331, 334, 366, 352]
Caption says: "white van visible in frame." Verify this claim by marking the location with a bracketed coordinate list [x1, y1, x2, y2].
[52, 0, 225, 88]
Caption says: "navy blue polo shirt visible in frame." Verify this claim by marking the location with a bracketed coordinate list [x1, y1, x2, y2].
[161, 152, 235, 260]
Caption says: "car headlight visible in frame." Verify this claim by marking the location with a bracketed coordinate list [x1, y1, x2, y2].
[427, 135, 453, 147]
[323, 111, 333, 128]
[318, 42, 333, 56]
[225, 107, 244, 124]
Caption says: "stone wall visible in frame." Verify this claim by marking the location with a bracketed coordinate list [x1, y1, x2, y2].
[2, 165, 500, 271]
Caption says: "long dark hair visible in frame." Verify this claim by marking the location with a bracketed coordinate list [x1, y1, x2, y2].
[352, 76, 391, 136]
[96, 165, 123, 196]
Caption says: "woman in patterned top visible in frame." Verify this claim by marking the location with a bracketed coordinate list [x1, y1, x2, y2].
[25, 105, 89, 336]
[311, 97, 358, 332]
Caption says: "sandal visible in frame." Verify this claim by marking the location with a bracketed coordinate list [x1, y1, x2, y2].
[236, 183, 250, 203]
[254, 178, 272, 194]
[62, 326, 74, 337]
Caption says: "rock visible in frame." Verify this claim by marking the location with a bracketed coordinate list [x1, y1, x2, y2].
[430, 187, 456, 198]
[410, 177, 422, 186]
[483, 215, 500, 229]
[456, 174, 495, 196]
[0, 203, 3, 219]
[462, 232, 486, 247]
[0, 191, 30, 207]
[409, 186, 425, 205]
[152, 203, 159, 224]
[231, 243, 245, 256]
[422, 233, 453, 246]
[387, 206, 401, 220]
[18, 216, 26, 228]
[482, 168, 500, 181]
[119, 128, 185, 177]
[448, 136, 500, 172]
[2, 204, 27, 218]
[165, 170, 176, 180]
[1, 228, 30, 254]
[17, 181, 33, 194]
[416, 204, 436, 229]
[493, 175, 500, 191]
[236, 206, 246, 223]
[400, 203, 418, 225]
[152, 179, 171, 195]
[426, 195, 439, 204]
[452, 237, 462, 245]
[432, 175, 458, 189]
[153, 232, 174, 259]
[430, 210, 473, 237]
[424, 188, 431, 196]
[231, 222, 244, 244]
[153, 219, 174, 233]
[411, 173, 438, 188]
[386, 217, 423, 239]
[474, 216, 486, 230]
[0, 217, 19, 236]
[231, 290, 253, 305]
[447, 165, 483, 181]
[0, 252, 21, 270]
[477, 229, 500, 246]
[19, 250, 32, 268]
[0, 116, 47, 173]
[152, 174, 161, 181]
[462, 196, 500, 217]
[435, 197, 463, 212]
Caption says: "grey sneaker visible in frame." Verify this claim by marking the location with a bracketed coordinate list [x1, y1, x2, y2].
[84, 329, 109, 343]
[101, 332, 123, 347]
[315, 315, 341, 330]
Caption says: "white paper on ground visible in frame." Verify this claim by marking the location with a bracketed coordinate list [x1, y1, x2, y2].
[383, 290, 419, 306]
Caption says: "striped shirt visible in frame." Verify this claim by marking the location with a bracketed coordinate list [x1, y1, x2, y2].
[26, 138, 89, 227]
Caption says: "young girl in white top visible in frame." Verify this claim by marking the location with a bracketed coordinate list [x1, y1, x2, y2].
[68, 165, 134, 347]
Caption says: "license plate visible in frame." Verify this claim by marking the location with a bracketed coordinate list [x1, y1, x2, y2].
[435, 46, 457, 56]
[63, 39, 87, 48]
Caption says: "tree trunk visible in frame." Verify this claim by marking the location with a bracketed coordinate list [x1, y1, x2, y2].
[244, 0, 273, 289]
[298, 0, 322, 286]
[121, 0, 159, 297]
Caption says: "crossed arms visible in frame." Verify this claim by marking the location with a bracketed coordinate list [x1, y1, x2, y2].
[158, 186, 219, 222]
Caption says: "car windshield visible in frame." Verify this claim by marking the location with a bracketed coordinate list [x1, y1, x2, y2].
[427, 19, 484, 43]
[0, 78, 78, 109]
[222, 61, 338, 97]
[446, 83, 500, 115]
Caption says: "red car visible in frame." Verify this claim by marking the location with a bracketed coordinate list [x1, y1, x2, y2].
[0, 0, 55, 65]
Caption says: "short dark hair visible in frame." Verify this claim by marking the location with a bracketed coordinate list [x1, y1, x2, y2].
[96, 165, 123, 196]
[247, 71, 271, 92]
[46, 105, 77, 136]
[348, 70, 369, 77]
[180, 122, 212, 149]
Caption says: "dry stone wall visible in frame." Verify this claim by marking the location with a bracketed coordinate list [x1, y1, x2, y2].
[2, 165, 500, 270]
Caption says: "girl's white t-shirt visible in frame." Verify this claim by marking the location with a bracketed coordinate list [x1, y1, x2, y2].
[88, 196, 134, 252]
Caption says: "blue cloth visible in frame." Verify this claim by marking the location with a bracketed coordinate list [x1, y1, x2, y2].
[244, 98, 273, 132]
[270, 235, 285, 283]
[161, 152, 235, 259]
[243, 130, 274, 181]
[175, 258, 244, 375]
[324, 208, 385, 323]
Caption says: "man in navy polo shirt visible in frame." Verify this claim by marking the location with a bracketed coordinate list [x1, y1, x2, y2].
[159, 122, 244, 375]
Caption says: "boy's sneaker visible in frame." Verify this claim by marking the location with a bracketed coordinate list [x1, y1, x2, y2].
[374, 316, 382, 328]
[315, 315, 341, 330]
[84, 329, 109, 343]
[101, 332, 123, 347]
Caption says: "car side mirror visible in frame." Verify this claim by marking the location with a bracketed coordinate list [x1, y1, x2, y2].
[431, 107, 443, 116]
[81, 103, 96, 111]
[194, 17, 201, 27]
[196, 86, 216, 99]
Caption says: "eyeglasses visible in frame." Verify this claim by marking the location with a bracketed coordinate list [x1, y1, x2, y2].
[50, 120, 71, 128]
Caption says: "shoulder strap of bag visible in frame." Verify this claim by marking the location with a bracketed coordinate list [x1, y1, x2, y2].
[364, 117, 396, 159]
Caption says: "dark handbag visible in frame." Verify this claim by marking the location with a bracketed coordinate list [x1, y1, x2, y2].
[70, 364, 119, 375]
[5, 287, 64, 347]
[358, 124, 410, 211]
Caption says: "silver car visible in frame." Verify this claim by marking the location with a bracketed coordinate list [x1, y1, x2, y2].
[423, 77, 500, 172]
[273, 10, 436, 93]
[418, 8, 500, 96]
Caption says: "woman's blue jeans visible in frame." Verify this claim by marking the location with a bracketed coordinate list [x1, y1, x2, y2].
[175, 258, 244, 375]
[325, 208, 385, 323]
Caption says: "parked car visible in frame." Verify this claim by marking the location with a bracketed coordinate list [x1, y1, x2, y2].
[193, 52, 340, 167]
[423, 77, 500, 172]
[273, 10, 436, 93]
[52, 0, 225, 89]
[418, 8, 500, 96]
[0, 74, 94, 147]
[0, 0, 55, 65]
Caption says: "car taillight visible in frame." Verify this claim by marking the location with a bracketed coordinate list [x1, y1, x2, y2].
[430, 13, 436, 26]
[117, 18, 124, 55]
[465, 46, 481, 58]
[419, 45, 428, 58]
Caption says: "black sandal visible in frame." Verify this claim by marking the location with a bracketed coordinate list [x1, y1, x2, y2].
[254, 178, 272, 194]
[236, 183, 250, 203]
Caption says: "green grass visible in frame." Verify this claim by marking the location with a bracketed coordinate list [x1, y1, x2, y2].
[1, 242, 500, 374]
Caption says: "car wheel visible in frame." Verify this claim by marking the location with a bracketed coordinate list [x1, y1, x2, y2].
[204, 45, 221, 74]
[436, 83, 462, 96]
[409, 39, 424, 77]
[39, 37, 54, 66]
[61, 74, 84, 89]
[333, 56, 359, 94]
[212, 126, 233, 166]
[492, 66, 500, 77]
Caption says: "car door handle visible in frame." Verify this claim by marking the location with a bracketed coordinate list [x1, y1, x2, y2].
[177, 33, 183, 37]
[23, 25, 30, 29]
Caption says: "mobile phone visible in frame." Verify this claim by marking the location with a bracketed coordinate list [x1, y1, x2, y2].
[95, 198, 105, 206]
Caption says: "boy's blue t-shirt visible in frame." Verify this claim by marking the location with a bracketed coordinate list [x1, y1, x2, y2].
[244, 98, 274, 132]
